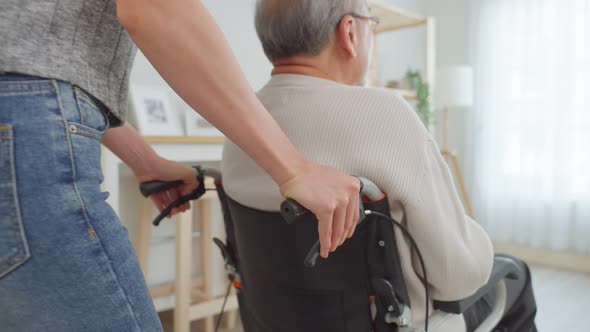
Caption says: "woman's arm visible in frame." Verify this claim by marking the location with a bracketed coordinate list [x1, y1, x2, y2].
[115, 0, 360, 257]
[102, 123, 198, 216]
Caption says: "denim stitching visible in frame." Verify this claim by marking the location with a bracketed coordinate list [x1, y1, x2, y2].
[0, 132, 18, 265]
[73, 131, 102, 141]
[0, 253, 22, 267]
[0, 125, 30, 276]
[0, 87, 53, 91]
[0, 80, 53, 85]
[0, 89, 54, 96]
[69, 122, 106, 140]
[53, 81, 143, 330]
[0, 81, 54, 93]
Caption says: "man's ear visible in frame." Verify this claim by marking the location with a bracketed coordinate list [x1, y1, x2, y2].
[335, 16, 358, 58]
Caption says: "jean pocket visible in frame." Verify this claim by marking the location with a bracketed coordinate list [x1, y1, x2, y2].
[0, 124, 31, 279]
[71, 87, 109, 140]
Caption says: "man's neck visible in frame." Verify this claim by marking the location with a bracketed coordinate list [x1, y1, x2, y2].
[271, 57, 348, 84]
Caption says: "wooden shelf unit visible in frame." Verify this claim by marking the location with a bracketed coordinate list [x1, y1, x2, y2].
[380, 88, 418, 100]
[370, 1, 427, 33]
[368, 1, 436, 99]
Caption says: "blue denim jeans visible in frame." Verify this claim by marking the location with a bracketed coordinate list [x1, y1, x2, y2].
[0, 75, 163, 331]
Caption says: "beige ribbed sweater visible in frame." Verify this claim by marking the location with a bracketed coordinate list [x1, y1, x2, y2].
[222, 74, 494, 331]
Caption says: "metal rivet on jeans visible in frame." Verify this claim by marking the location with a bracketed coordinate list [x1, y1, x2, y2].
[69, 124, 78, 133]
[378, 240, 385, 247]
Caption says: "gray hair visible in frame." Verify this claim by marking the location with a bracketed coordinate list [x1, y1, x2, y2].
[255, 0, 364, 62]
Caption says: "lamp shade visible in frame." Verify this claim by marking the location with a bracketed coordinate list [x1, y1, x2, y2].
[435, 65, 474, 109]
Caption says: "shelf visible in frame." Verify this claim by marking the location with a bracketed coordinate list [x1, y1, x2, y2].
[373, 87, 418, 100]
[392, 88, 418, 100]
[369, 0, 426, 33]
[143, 136, 225, 145]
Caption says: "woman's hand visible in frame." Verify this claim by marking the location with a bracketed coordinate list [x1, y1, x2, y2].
[280, 162, 361, 259]
[135, 158, 200, 218]
[102, 123, 199, 218]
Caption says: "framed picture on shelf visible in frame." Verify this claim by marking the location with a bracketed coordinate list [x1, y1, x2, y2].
[185, 108, 223, 137]
[129, 85, 183, 136]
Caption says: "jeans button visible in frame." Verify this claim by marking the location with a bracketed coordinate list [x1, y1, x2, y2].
[69, 124, 78, 134]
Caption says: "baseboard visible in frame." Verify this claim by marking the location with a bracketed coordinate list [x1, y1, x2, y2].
[493, 242, 590, 274]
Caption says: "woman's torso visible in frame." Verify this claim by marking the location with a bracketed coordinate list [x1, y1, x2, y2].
[0, 0, 136, 125]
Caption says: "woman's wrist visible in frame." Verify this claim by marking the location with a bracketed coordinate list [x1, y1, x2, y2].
[102, 123, 161, 180]
[130, 151, 163, 181]
[270, 149, 309, 190]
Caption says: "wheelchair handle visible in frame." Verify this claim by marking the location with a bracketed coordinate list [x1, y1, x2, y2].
[139, 166, 221, 226]
[139, 167, 221, 199]
[140, 180, 185, 198]
[280, 177, 382, 224]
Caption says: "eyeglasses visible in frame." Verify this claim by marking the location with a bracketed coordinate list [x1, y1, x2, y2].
[343, 13, 381, 31]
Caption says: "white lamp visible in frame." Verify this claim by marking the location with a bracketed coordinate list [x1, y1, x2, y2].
[435, 65, 475, 217]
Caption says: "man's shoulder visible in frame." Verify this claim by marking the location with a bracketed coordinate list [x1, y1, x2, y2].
[338, 86, 421, 119]
[259, 82, 410, 108]
[344, 85, 409, 104]
[256, 81, 423, 129]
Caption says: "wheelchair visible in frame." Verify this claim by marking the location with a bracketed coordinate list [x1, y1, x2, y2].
[140, 166, 524, 332]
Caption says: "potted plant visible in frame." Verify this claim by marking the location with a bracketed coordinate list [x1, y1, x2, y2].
[404, 70, 436, 130]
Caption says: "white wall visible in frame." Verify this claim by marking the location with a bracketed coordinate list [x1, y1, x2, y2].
[129, 0, 272, 126]
[425, 0, 472, 65]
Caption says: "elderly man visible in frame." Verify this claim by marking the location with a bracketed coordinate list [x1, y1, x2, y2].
[222, 1, 537, 331]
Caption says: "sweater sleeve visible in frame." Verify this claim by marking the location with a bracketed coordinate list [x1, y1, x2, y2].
[403, 137, 494, 301]
[351, 91, 494, 301]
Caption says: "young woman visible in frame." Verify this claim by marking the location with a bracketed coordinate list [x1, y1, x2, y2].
[0, 1, 360, 330]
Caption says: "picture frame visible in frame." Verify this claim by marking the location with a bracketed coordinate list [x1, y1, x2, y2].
[129, 85, 183, 136]
[185, 108, 223, 137]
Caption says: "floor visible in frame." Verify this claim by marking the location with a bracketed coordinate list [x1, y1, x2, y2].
[160, 266, 590, 332]
[158, 310, 242, 332]
[531, 266, 590, 331]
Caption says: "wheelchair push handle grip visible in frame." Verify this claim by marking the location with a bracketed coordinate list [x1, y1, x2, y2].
[280, 177, 380, 224]
[140, 180, 184, 198]
[139, 166, 220, 198]
[280, 199, 311, 224]
[138, 166, 211, 226]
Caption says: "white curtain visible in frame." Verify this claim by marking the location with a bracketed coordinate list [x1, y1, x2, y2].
[472, 0, 590, 254]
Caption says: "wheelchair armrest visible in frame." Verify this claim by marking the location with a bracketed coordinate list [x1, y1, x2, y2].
[432, 255, 521, 314]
